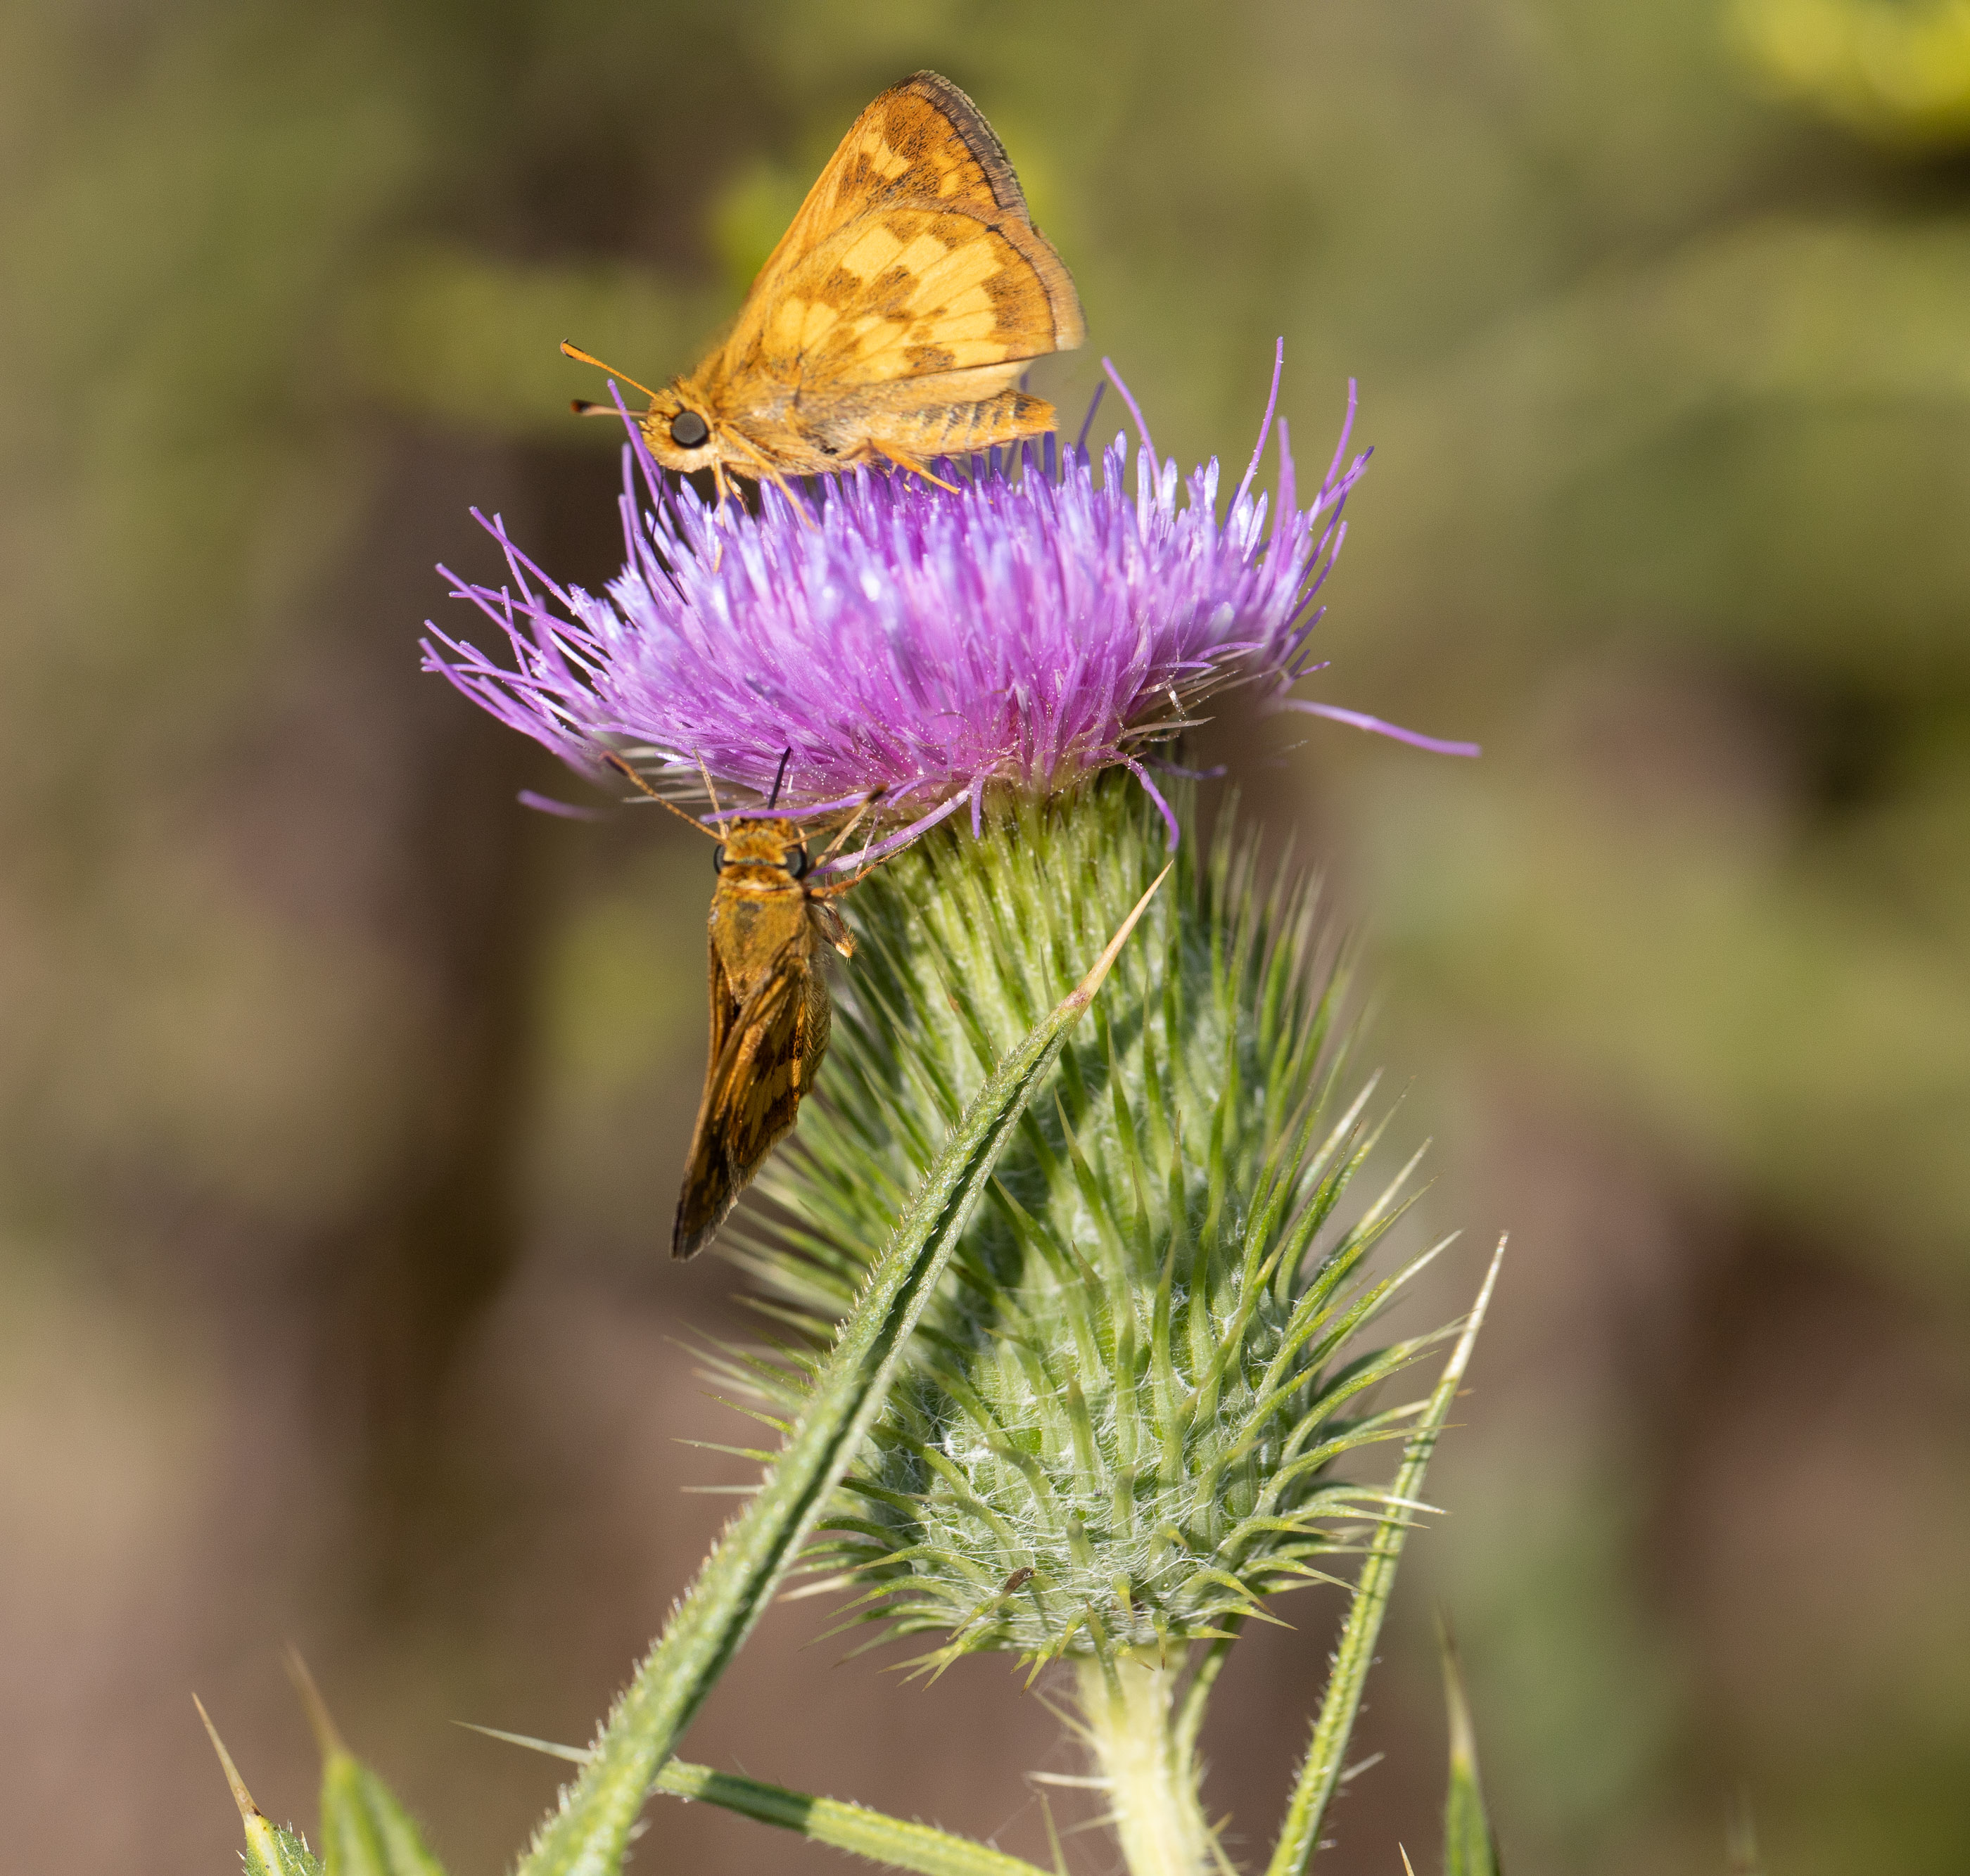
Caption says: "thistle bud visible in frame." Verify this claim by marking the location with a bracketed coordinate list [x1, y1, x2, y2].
[725, 775, 1451, 1671]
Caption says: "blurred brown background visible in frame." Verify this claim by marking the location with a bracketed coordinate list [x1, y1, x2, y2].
[3, 3, 1966, 1872]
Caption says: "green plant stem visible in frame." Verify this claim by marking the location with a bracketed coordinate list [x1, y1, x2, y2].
[513, 871, 1167, 1876]
[1265, 1239, 1506, 1876]
[1074, 1657, 1216, 1876]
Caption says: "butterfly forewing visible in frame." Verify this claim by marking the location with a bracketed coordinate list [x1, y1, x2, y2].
[728, 76, 1079, 381]
[746, 73, 1060, 302]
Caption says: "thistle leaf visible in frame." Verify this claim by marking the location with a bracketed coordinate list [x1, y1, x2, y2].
[1439, 1621, 1501, 1876]
[318, 1756, 448, 1876]
[510, 867, 1165, 1876]
[193, 1697, 324, 1876]
[656, 1760, 1053, 1876]
[255, 1825, 329, 1876]
[466, 1723, 1052, 1876]
[282, 1660, 447, 1876]
[1264, 1239, 1506, 1876]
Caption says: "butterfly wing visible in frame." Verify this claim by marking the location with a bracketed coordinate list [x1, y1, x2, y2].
[778, 207, 1074, 383]
[746, 71, 1079, 341]
[765, 72, 1036, 256]
[672, 932, 829, 1261]
[701, 72, 1081, 458]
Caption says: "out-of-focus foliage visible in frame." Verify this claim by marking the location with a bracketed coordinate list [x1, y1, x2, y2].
[2, 4, 1966, 1876]
[1734, 0, 1970, 149]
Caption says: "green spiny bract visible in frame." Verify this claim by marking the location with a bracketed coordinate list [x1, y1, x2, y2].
[720, 771, 1449, 1669]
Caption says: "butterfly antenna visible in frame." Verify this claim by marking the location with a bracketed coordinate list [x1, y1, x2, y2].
[561, 340, 665, 409]
[599, 751, 720, 838]
[693, 753, 728, 833]
[768, 748, 793, 809]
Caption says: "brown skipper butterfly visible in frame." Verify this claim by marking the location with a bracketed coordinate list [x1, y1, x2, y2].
[564, 71, 1084, 503]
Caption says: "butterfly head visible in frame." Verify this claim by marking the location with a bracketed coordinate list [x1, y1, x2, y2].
[640, 385, 724, 476]
[561, 342, 732, 480]
[712, 816, 811, 883]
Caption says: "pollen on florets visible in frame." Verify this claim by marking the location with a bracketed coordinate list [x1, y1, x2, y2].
[421, 353, 1469, 865]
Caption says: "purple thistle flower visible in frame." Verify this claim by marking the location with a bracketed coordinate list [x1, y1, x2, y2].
[423, 348, 1475, 864]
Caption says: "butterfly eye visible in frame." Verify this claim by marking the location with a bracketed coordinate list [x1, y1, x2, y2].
[669, 409, 711, 449]
[711, 843, 727, 874]
[785, 845, 811, 879]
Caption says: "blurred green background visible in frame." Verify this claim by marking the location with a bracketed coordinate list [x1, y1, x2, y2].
[4, 2, 1966, 1871]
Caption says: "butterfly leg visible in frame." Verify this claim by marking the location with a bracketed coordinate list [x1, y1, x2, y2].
[805, 823, 894, 959]
[807, 808, 896, 898]
[763, 464, 819, 528]
[720, 430, 820, 530]
[867, 438, 964, 497]
[809, 898, 855, 959]
[813, 788, 887, 862]
[807, 857, 890, 901]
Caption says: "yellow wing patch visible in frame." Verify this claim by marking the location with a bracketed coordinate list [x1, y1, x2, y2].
[758, 209, 1062, 388]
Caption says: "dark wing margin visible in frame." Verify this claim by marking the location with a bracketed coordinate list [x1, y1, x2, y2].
[897, 70, 1029, 218]
[894, 72, 1082, 350]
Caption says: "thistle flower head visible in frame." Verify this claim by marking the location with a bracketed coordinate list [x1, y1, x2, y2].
[422, 355, 1459, 862]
